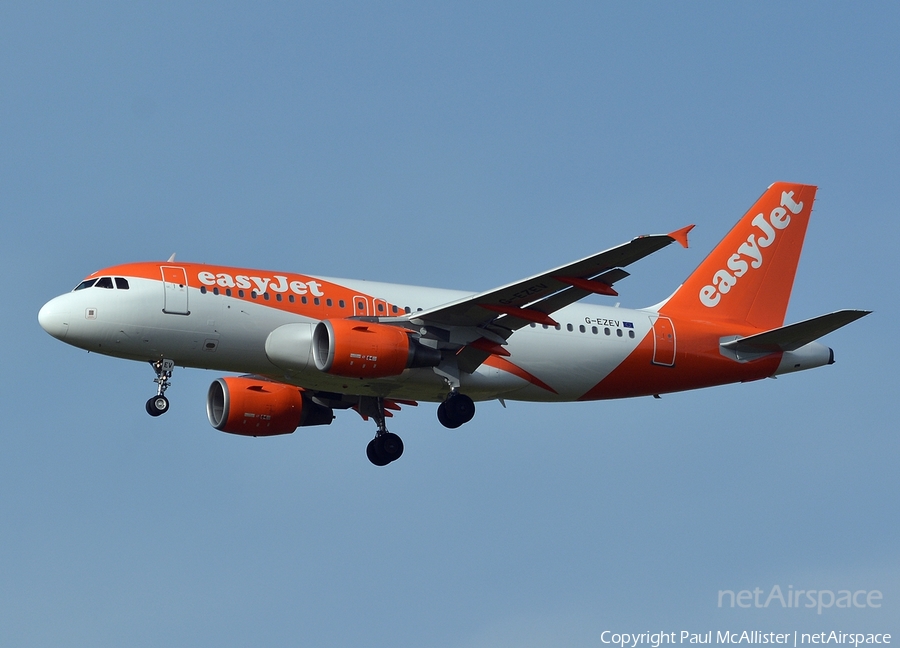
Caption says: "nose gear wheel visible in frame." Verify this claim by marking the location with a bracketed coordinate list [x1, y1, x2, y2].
[146, 395, 169, 416]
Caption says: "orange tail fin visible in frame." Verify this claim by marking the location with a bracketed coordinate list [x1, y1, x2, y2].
[660, 182, 817, 330]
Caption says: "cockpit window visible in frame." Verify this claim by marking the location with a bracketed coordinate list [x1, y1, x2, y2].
[115, 277, 130, 289]
[74, 278, 97, 291]
[95, 277, 114, 289]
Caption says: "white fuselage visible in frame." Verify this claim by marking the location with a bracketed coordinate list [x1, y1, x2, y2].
[39, 273, 658, 403]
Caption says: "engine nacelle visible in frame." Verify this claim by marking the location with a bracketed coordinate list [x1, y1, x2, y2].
[207, 376, 333, 437]
[265, 322, 315, 372]
[312, 319, 441, 379]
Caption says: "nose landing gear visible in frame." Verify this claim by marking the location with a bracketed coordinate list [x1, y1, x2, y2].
[146, 359, 174, 417]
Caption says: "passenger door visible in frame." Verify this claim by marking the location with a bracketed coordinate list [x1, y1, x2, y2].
[651, 315, 676, 366]
[161, 266, 190, 315]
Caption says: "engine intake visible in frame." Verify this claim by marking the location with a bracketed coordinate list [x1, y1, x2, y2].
[207, 376, 333, 436]
[312, 319, 441, 379]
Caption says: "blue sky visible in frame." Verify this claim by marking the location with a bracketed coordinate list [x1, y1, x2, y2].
[2, 3, 897, 646]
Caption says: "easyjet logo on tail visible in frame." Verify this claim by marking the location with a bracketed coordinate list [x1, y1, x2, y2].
[699, 191, 804, 308]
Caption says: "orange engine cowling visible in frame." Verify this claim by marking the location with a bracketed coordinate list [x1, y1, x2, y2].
[206, 376, 333, 437]
[312, 319, 441, 379]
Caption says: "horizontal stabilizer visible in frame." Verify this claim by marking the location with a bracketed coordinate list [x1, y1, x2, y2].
[721, 309, 871, 354]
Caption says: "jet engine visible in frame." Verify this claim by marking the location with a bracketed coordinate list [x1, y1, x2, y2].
[207, 376, 333, 437]
[312, 319, 441, 379]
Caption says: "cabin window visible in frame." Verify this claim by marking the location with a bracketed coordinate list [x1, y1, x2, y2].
[326, 298, 333, 307]
[617, 329, 623, 337]
[200, 286, 207, 294]
[628, 330, 635, 338]
[339, 300, 346, 308]
[604, 327, 610, 335]
[579, 325, 586, 333]
[213, 287, 220, 295]
[592, 326, 598, 334]
[314, 297, 320, 306]
[566, 324, 573, 332]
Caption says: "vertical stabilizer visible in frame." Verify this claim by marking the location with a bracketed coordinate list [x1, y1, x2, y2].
[660, 182, 817, 330]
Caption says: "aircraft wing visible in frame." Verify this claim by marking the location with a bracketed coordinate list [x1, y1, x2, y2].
[396, 226, 691, 372]
[409, 226, 693, 334]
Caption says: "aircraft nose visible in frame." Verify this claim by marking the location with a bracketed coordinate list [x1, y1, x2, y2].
[38, 297, 70, 340]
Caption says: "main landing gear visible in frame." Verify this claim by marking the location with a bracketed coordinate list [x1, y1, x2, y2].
[437, 391, 475, 429]
[362, 391, 476, 466]
[362, 397, 404, 467]
[366, 432, 404, 467]
[145, 358, 174, 417]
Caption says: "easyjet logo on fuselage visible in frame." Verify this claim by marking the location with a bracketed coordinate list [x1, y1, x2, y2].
[197, 271, 325, 297]
[699, 191, 804, 308]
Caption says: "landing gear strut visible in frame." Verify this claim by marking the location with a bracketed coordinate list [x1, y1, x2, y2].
[146, 358, 174, 417]
[437, 391, 475, 429]
[361, 397, 404, 466]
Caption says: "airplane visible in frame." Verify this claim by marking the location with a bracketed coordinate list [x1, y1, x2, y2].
[38, 182, 869, 466]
